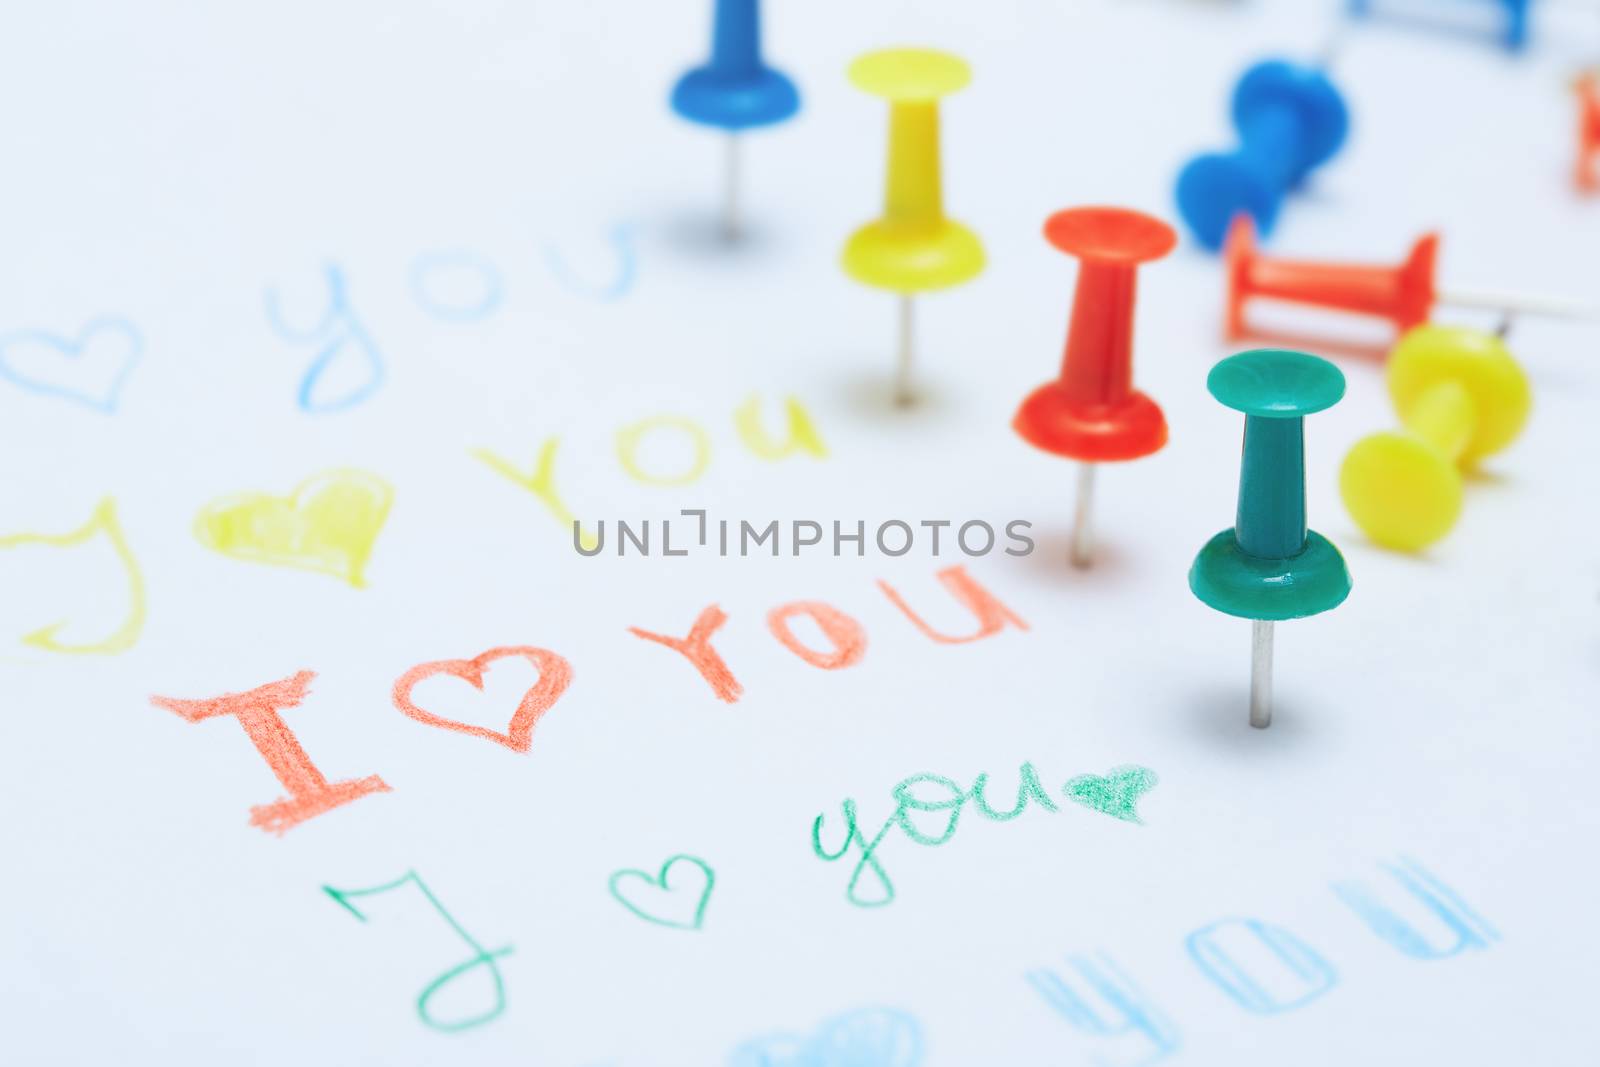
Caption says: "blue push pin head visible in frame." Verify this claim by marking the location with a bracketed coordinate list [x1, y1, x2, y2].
[671, 0, 800, 130]
[1175, 60, 1349, 251]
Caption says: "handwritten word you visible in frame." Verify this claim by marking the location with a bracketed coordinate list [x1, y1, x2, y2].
[813, 762, 1159, 908]
[630, 565, 1027, 704]
[1026, 856, 1497, 1065]
[476, 395, 828, 551]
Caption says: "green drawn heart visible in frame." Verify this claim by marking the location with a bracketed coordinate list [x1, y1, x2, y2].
[1064, 765, 1158, 824]
[608, 853, 715, 930]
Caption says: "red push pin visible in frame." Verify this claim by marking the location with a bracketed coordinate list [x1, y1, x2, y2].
[1013, 207, 1176, 568]
[1224, 215, 1596, 344]
[1576, 72, 1600, 194]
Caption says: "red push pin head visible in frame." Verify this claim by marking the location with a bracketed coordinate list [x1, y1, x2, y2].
[1223, 215, 1438, 341]
[1577, 73, 1600, 193]
[1014, 207, 1176, 569]
[1013, 207, 1177, 462]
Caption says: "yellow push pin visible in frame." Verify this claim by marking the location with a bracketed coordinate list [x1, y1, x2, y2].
[1339, 323, 1531, 551]
[842, 48, 985, 406]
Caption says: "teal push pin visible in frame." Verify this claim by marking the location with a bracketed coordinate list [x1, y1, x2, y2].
[670, 0, 800, 240]
[1190, 349, 1352, 728]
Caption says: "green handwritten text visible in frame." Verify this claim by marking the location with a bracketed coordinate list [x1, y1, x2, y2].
[324, 870, 513, 1032]
[812, 761, 1155, 907]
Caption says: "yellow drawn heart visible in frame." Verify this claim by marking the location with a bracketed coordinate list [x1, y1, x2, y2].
[194, 469, 393, 587]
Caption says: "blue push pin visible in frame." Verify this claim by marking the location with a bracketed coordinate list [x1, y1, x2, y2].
[671, 0, 800, 240]
[1175, 60, 1350, 252]
[1190, 350, 1353, 728]
[1347, 0, 1532, 52]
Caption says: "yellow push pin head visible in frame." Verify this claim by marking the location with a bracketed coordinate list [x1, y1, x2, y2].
[1386, 323, 1530, 463]
[1339, 324, 1531, 551]
[1340, 429, 1465, 551]
[842, 48, 984, 293]
[847, 48, 971, 99]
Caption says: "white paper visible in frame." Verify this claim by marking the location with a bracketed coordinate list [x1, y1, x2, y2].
[2, 1, 1597, 1064]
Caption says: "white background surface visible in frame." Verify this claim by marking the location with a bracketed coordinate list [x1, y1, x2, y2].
[0, 1, 1597, 1064]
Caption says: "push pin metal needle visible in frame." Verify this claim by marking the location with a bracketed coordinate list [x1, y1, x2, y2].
[671, 0, 800, 241]
[1071, 462, 1096, 569]
[1313, 25, 1347, 72]
[842, 48, 985, 406]
[1191, 349, 1353, 729]
[1250, 619, 1274, 730]
[722, 132, 742, 239]
[897, 292, 916, 407]
[1013, 207, 1176, 568]
[1347, 0, 1537, 52]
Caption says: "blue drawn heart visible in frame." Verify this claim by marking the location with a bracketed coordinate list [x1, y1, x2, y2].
[0, 317, 142, 412]
[727, 1006, 923, 1067]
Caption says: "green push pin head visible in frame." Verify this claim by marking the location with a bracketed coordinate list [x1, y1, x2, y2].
[1206, 347, 1347, 418]
[1189, 349, 1352, 621]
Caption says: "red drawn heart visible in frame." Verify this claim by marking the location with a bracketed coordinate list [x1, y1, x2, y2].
[391, 646, 573, 752]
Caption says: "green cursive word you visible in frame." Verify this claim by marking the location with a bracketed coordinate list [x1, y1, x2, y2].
[812, 761, 1157, 908]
